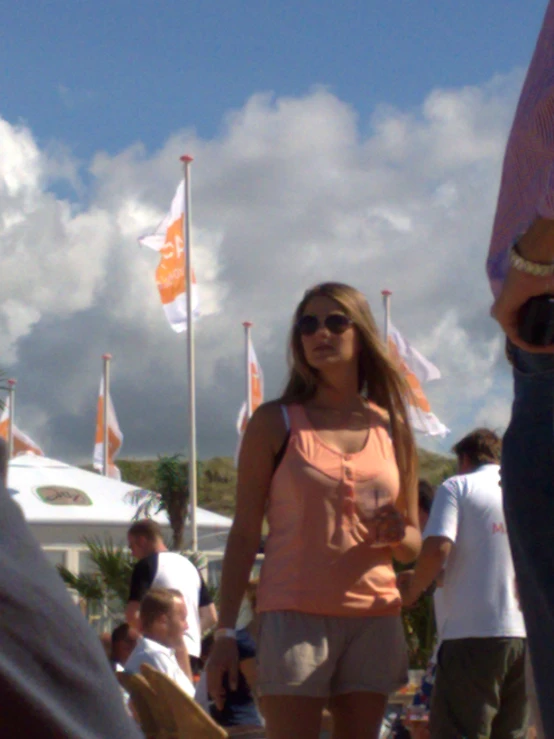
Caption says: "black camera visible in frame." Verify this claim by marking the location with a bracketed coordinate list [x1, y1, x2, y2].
[518, 295, 554, 346]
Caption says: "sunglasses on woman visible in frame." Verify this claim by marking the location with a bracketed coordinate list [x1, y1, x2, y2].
[296, 313, 353, 336]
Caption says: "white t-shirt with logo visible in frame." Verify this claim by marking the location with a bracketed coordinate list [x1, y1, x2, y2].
[424, 464, 525, 641]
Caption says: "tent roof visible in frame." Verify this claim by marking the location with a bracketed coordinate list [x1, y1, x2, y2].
[8, 453, 232, 529]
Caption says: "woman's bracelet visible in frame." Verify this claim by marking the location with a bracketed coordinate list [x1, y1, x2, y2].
[214, 627, 237, 641]
[509, 242, 554, 277]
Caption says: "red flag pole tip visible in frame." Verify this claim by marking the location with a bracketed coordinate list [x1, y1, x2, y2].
[381, 289, 392, 296]
[242, 321, 253, 328]
[7, 379, 16, 387]
[180, 155, 194, 163]
[102, 353, 112, 360]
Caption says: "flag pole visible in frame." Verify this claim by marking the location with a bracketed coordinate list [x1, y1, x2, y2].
[181, 154, 198, 553]
[7, 379, 16, 459]
[243, 322, 253, 419]
[102, 354, 112, 476]
[382, 289, 392, 347]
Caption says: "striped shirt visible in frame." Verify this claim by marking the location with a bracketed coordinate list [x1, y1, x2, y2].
[488, 2, 554, 297]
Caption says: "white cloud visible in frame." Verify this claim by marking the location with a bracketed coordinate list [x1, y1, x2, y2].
[475, 397, 512, 433]
[0, 73, 523, 461]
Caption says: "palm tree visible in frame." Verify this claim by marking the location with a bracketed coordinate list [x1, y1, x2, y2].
[126, 454, 190, 550]
[57, 536, 135, 629]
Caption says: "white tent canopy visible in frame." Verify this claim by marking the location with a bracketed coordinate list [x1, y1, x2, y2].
[7, 453, 232, 573]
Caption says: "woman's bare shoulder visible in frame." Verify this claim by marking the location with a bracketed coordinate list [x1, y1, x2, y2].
[247, 401, 290, 450]
[251, 400, 287, 423]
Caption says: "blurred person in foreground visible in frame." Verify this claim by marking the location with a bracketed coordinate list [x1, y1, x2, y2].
[0, 438, 141, 737]
[207, 282, 421, 739]
[486, 2, 554, 734]
[125, 587, 195, 698]
[399, 430, 528, 739]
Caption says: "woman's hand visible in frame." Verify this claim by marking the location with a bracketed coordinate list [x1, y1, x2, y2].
[492, 265, 554, 354]
[367, 503, 407, 546]
[492, 217, 554, 354]
[206, 637, 240, 711]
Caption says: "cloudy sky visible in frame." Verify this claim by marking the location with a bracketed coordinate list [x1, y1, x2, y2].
[0, 1, 549, 464]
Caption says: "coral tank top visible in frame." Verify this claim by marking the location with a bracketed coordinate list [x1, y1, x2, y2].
[257, 404, 402, 617]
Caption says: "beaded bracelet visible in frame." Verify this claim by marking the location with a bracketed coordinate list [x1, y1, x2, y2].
[509, 242, 554, 277]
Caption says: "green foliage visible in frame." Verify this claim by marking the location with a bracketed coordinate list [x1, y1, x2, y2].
[119, 456, 238, 517]
[402, 594, 437, 669]
[57, 567, 105, 603]
[125, 454, 193, 550]
[57, 536, 134, 620]
[418, 448, 457, 488]
[83, 536, 135, 603]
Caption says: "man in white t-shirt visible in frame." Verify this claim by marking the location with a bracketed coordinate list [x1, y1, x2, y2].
[400, 428, 528, 739]
[125, 588, 195, 698]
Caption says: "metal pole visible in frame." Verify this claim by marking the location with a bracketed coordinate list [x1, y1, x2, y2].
[102, 354, 111, 476]
[382, 289, 392, 348]
[181, 154, 198, 553]
[243, 322, 253, 419]
[7, 379, 16, 459]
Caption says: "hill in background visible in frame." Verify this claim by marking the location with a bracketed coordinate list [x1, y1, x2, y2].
[116, 447, 456, 518]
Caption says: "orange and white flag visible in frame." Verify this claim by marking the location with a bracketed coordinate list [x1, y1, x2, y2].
[0, 397, 44, 456]
[139, 181, 200, 333]
[236, 338, 264, 436]
[93, 378, 123, 480]
[388, 323, 450, 437]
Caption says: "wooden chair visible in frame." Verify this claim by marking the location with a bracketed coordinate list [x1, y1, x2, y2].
[117, 671, 177, 738]
[140, 664, 266, 739]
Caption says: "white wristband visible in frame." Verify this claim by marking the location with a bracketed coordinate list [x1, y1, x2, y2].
[214, 627, 237, 641]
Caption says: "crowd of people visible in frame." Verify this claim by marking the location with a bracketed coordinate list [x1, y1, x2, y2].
[88, 282, 545, 739]
[92, 417, 539, 739]
[104, 284, 542, 739]
[98, 518, 264, 732]
[1, 273, 551, 738]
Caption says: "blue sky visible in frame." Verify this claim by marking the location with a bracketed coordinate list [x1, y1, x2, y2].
[0, 1, 550, 462]
[2, 0, 547, 159]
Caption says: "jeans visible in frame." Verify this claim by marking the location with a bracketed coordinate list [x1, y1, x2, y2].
[502, 347, 554, 737]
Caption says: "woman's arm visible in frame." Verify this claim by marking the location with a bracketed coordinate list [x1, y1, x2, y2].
[207, 403, 286, 710]
[216, 402, 285, 629]
[393, 483, 422, 565]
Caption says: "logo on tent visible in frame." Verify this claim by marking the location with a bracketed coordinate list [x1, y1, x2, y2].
[35, 486, 93, 506]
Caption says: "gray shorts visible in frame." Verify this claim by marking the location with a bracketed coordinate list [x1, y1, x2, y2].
[257, 610, 408, 698]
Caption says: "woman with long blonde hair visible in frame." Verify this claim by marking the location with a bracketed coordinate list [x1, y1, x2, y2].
[208, 283, 420, 739]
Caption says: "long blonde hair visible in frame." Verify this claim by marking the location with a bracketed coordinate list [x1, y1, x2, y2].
[281, 282, 418, 504]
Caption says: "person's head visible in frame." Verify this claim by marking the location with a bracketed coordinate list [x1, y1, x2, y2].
[282, 282, 418, 500]
[111, 623, 138, 667]
[139, 588, 188, 649]
[127, 519, 165, 560]
[417, 479, 435, 530]
[452, 428, 501, 474]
